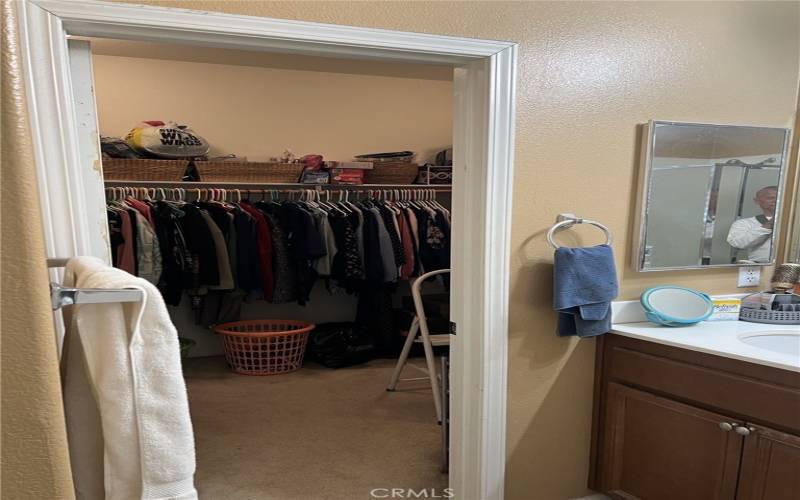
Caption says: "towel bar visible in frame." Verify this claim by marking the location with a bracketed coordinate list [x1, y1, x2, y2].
[47, 258, 144, 310]
[547, 213, 613, 249]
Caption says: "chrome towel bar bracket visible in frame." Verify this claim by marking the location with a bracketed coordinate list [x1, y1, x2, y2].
[47, 257, 144, 310]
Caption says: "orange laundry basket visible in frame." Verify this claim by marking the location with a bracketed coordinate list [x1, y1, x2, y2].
[214, 320, 315, 376]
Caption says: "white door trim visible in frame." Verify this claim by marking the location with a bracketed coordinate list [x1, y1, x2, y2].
[19, 2, 517, 498]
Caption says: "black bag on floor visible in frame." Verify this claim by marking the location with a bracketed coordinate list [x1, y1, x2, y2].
[306, 322, 375, 368]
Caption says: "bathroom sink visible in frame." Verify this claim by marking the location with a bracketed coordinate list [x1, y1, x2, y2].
[739, 331, 800, 357]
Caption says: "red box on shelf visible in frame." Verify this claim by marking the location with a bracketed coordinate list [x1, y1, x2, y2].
[330, 168, 364, 185]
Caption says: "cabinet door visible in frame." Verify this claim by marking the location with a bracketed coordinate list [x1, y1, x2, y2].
[737, 425, 800, 500]
[600, 383, 743, 500]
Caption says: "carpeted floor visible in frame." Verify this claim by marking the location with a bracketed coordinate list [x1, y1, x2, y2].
[183, 357, 448, 500]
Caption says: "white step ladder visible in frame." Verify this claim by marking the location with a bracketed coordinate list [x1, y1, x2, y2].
[386, 269, 451, 423]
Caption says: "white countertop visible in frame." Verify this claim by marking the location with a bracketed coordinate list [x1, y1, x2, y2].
[611, 320, 800, 373]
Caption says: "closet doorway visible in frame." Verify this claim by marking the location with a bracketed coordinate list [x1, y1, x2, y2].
[20, 1, 516, 499]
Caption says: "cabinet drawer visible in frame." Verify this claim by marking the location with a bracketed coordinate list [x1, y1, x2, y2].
[606, 345, 800, 432]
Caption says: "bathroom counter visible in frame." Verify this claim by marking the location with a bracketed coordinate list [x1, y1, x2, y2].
[610, 320, 800, 373]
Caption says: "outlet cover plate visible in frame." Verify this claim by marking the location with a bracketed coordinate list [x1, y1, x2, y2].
[737, 266, 761, 288]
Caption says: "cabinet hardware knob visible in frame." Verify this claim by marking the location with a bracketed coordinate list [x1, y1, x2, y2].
[734, 426, 754, 436]
[719, 422, 734, 431]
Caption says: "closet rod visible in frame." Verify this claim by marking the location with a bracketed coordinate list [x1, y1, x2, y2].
[103, 181, 452, 192]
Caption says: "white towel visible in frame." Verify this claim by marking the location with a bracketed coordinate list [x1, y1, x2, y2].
[61, 257, 197, 500]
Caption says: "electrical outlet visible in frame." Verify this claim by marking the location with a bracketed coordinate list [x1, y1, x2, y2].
[737, 266, 761, 288]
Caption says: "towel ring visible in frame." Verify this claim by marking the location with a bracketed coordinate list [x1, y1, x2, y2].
[547, 217, 613, 249]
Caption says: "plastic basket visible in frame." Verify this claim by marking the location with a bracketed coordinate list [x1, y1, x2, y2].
[214, 320, 315, 375]
[739, 292, 800, 325]
[739, 309, 800, 325]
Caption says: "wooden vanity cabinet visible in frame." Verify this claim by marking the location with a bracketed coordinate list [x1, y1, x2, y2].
[589, 334, 800, 500]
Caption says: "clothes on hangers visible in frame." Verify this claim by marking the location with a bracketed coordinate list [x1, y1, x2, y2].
[397, 211, 415, 280]
[132, 209, 163, 285]
[258, 207, 297, 304]
[106, 188, 452, 312]
[239, 201, 274, 301]
[328, 212, 364, 292]
[278, 201, 326, 305]
[108, 200, 158, 283]
[152, 201, 192, 306]
[232, 205, 260, 293]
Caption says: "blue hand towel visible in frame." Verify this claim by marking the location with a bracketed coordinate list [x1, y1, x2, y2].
[553, 244, 618, 337]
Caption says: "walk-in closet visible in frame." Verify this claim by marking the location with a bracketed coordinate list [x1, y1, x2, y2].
[87, 37, 455, 499]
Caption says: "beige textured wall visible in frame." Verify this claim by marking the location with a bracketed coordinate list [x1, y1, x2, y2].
[110, 1, 800, 498]
[92, 53, 453, 162]
[1, 1, 75, 498]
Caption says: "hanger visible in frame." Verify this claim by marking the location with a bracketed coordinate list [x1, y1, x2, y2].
[317, 189, 345, 215]
[335, 189, 353, 213]
[326, 190, 347, 216]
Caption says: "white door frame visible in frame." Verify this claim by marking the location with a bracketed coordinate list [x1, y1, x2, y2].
[19, 1, 517, 498]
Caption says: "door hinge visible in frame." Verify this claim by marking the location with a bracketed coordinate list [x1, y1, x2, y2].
[449, 322, 457, 335]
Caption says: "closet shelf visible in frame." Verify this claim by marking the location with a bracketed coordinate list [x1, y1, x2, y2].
[103, 180, 453, 191]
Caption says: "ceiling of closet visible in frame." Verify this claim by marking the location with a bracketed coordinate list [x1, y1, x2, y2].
[83, 38, 454, 81]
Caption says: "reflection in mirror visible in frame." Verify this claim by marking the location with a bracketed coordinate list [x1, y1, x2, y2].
[636, 121, 790, 271]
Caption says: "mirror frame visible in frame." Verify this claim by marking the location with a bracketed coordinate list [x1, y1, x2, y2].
[788, 182, 800, 264]
[633, 120, 791, 272]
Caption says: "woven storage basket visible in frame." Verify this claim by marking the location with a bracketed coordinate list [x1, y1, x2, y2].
[195, 161, 304, 183]
[214, 320, 315, 375]
[102, 158, 189, 181]
[363, 162, 420, 184]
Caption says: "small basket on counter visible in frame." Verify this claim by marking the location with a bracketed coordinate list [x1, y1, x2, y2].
[214, 319, 315, 375]
[739, 292, 800, 325]
[102, 158, 190, 181]
[194, 161, 304, 183]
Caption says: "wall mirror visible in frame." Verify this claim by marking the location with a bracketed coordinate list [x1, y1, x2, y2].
[634, 120, 790, 271]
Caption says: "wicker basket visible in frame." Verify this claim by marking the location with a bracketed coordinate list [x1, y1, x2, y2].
[214, 320, 315, 375]
[195, 161, 304, 183]
[102, 158, 189, 181]
[363, 162, 420, 184]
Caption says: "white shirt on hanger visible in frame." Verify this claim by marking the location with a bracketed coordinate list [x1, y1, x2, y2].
[726, 216, 773, 262]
